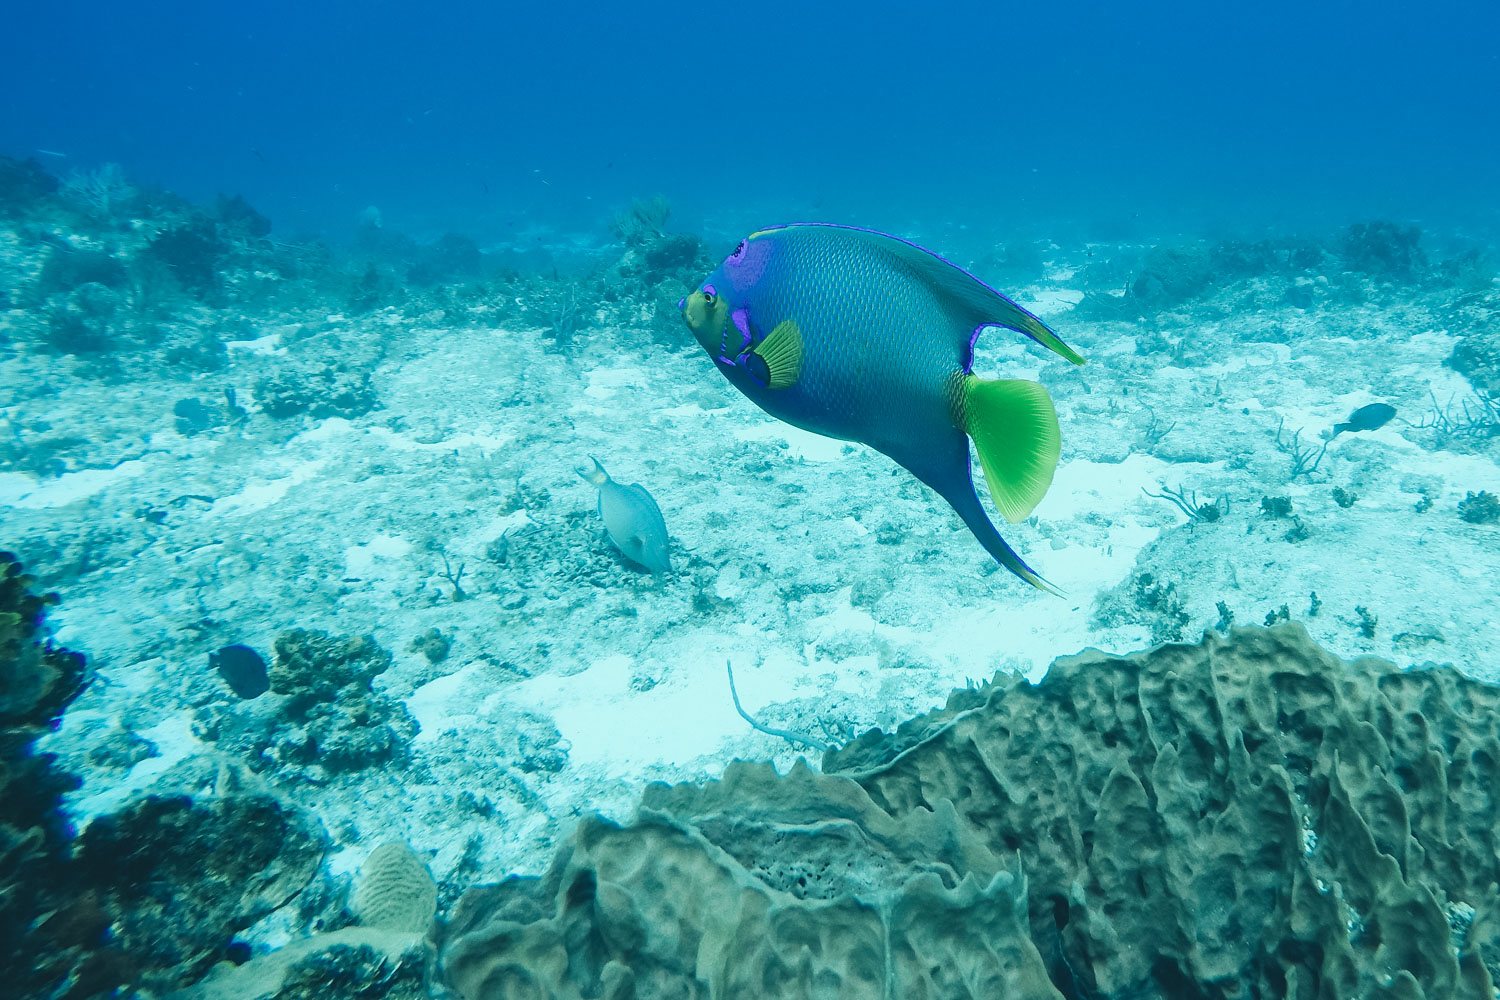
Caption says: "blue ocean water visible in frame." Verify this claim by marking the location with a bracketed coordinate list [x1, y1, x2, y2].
[7, 0, 1498, 241]
[4, 2, 1500, 997]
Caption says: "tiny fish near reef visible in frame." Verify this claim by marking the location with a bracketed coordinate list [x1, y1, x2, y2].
[681, 223, 1085, 592]
[579, 458, 672, 573]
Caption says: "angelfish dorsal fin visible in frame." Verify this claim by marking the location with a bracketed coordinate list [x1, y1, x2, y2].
[764, 224, 1085, 366]
[750, 319, 803, 389]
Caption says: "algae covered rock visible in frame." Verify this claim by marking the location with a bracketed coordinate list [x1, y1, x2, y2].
[74, 792, 327, 995]
[197, 629, 418, 775]
[268, 628, 418, 772]
[441, 625, 1500, 999]
[175, 838, 436, 1000]
[254, 357, 380, 419]
[2, 556, 326, 999]
[0, 552, 96, 997]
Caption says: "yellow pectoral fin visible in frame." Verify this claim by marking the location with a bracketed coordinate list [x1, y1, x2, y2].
[963, 375, 1061, 523]
[751, 319, 804, 389]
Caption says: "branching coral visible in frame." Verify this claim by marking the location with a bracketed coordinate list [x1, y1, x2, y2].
[1142, 483, 1229, 523]
[1273, 417, 1329, 479]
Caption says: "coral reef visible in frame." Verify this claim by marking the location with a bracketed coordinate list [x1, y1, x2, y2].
[177, 839, 437, 1000]
[2, 554, 328, 998]
[441, 625, 1500, 999]
[200, 629, 418, 775]
[0, 552, 94, 997]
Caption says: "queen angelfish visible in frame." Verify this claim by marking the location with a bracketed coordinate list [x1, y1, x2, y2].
[679, 223, 1085, 592]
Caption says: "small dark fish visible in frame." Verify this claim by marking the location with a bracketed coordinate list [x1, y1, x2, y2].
[1332, 403, 1396, 436]
[211, 643, 268, 699]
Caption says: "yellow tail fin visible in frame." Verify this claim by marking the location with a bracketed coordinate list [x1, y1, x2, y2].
[962, 376, 1061, 524]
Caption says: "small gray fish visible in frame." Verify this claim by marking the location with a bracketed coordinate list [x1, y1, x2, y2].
[578, 458, 672, 573]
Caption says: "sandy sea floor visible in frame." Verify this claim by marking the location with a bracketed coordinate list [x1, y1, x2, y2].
[4, 220, 1499, 947]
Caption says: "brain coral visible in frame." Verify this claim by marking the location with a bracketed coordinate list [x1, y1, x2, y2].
[354, 842, 439, 934]
[441, 624, 1500, 1000]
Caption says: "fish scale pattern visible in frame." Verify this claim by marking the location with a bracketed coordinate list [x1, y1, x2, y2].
[751, 228, 970, 454]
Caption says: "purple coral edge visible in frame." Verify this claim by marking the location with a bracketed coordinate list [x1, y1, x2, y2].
[752, 221, 1052, 373]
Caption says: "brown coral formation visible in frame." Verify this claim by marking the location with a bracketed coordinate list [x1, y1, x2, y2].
[441, 625, 1500, 999]
[2, 553, 330, 998]
[0, 552, 96, 996]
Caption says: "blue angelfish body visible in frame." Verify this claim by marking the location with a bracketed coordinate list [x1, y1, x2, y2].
[680, 223, 1085, 591]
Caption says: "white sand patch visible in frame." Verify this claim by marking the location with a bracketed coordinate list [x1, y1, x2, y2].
[225, 332, 284, 355]
[407, 660, 490, 744]
[659, 402, 729, 420]
[208, 457, 328, 516]
[0, 460, 148, 509]
[364, 425, 514, 452]
[734, 421, 850, 463]
[299, 417, 356, 442]
[510, 636, 778, 776]
[344, 534, 413, 580]
[584, 366, 647, 399]
[74, 713, 201, 819]
[1014, 287, 1084, 314]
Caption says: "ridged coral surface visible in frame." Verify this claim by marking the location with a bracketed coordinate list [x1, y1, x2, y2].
[354, 842, 439, 933]
[442, 624, 1500, 999]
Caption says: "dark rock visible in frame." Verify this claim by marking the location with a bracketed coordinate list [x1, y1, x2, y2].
[35, 245, 128, 299]
[75, 792, 326, 994]
[214, 193, 272, 238]
[1128, 245, 1214, 307]
[0, 156, 59, 216]
[408, 233, 483, 286]
[144, 219, 226, 297]
[1339, 220, 1426, 278]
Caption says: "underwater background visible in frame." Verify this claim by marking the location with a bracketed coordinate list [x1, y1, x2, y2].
[3, 1, 1500, 997]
